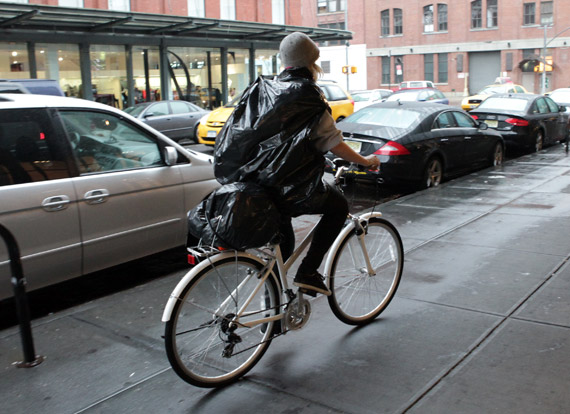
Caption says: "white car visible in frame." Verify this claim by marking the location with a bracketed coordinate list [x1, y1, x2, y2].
[351, 89, 393, 112]
[0, 94, 219, 300]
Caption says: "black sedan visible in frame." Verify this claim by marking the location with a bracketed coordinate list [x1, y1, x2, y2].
[330, 101, 504, 188]
[124, 100, 209, 142]
[469, 93, 568, 152]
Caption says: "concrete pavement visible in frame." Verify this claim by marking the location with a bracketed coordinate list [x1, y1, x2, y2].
[1, 144, 569, 414]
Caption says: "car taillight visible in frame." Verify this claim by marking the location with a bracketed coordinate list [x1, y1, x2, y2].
[470, 115, 479, 120]
[350, 99, 355, 106]
[374, 141, 411, 156]
[505, 118, 529, 126]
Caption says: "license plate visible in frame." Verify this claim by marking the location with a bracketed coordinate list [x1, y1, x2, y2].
[484, 120, 498, 128]
[344, 140, 362, 153]
[207, 130, 217, 138]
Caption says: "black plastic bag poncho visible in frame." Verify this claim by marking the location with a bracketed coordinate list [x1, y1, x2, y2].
[213, 67, 330, 216]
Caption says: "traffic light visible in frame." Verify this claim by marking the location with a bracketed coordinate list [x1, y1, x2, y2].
[342, 65, 357, 74]
[342, 65, 349, 74]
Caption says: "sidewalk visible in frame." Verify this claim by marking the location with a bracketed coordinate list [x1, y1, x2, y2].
[1, 145, 569, 414]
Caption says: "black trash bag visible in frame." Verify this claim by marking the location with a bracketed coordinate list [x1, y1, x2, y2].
[187, 182, 281, 250]
[213, 68, 330, 216]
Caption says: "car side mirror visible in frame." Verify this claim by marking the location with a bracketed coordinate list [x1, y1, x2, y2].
[144, 113, 155, 118]
[560, 105, 566, 112]
[164, 146, 178, 166]
[478, 122, 488, 130]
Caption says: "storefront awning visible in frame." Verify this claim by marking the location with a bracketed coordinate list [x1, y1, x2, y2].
[0, 3, 352, 45]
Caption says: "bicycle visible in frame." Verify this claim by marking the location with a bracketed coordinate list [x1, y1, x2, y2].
[161, 162, 404, 388]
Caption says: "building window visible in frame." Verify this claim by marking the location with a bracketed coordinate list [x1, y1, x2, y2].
[381, 9, 390, 36]
[59, 0, 84, 6]
[394, 8, 403, 35]
[188, 0, 205, 17]
[540, 1, 553, 25]
[382, 56, 391, 85]
[317, 0, 345, 14]
[318, 22, 345, 46]
[471, 0, 482, 28]
[523, 2, 536, 25]
[437, 4, 447, 31]
[423, 5, 434, 32]
[220, 0, 236, 20]
[272, 0, 285, 24]
[424, 54, 434, 82]
[487, 0, 498, 27]
[438, 53, 448, 83]
[108, 0, 130, 12]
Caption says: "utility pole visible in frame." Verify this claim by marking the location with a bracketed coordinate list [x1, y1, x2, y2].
[540, 25, 570, 95]
[344, 1, 349, 91]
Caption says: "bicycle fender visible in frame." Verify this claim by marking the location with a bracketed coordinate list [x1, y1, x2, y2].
[161, 251, 268, 322]
[323, 212, 383, 279]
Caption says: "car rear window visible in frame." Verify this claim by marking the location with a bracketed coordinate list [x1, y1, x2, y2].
[321, 85, 348, 101]
[352, 92, 371, 102]
[344, 106, 421, 129]
[478, 97, 528, 112]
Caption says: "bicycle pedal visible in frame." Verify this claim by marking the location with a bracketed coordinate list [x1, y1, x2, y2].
[299, 288, 317, 298]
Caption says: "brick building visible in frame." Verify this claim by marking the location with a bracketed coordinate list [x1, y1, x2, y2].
[352, 0, 570, 95]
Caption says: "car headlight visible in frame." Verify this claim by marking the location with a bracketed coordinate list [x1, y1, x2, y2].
[199, 113, 210, 125]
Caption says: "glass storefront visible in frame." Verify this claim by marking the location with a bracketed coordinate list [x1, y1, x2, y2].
[90, 45, 127, 108]
[132, 47, 161, 106]
[36, 44, 81, 98]
[255, 49, 281, 76]
[0, 42, 30, 79]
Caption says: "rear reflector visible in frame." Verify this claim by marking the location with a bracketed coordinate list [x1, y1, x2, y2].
[374, 141, 411, 156]
[188, 254, 196, 265]
[505, 118, 529, 126]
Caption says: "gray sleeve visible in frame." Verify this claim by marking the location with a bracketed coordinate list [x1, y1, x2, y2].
[310, 111, 344, 153]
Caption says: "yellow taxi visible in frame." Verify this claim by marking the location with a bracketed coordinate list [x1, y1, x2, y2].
[462, 83, 528, 111]
[196, 80, 354, 145]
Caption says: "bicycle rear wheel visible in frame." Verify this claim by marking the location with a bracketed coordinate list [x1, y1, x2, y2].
[328, 217, 403, 325]
[165, 256, 280, 387]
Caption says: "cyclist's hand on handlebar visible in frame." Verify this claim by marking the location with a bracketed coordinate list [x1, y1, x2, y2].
[364, 155, 380, 171]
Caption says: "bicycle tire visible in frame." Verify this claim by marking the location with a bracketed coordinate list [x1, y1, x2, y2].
[328, 217, 403, 325]
[165, 255, 280, 387]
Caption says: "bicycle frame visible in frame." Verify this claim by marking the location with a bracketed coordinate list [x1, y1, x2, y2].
[162, 210, 382, 328]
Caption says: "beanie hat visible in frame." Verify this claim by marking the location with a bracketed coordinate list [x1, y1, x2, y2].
[279, 32, 320, 68]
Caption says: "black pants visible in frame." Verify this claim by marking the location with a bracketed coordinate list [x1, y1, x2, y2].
[279, 183, 349, 275]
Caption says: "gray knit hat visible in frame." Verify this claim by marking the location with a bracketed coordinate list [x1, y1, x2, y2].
[279, 32, 320, 68]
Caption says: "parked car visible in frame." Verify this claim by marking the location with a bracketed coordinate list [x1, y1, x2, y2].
[0, 94, 219, 300]
[0, 79, 65, 96]
[351, 89, 393, 111]
[385, 88, 449, 105]
[470, 93, 568, 152]
[318, 80, 354, 121]
[398, 80, 435, 90]
[461, 83, 528, 111]
[0, 81, 30, 94]
[327, 101, 504, 188]
[124, 100, 209, 142]
[547, 88, 570, 113]
[196, 80, 354, 145]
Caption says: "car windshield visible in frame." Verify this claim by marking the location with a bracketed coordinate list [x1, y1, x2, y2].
[478, 86, 507, 95]
[343, 106, 422, 130]
[352, 91, 372, 102]
[478, 97, 529, 111]
[385, 91, 420, 102]
[549, 90, 570, 102]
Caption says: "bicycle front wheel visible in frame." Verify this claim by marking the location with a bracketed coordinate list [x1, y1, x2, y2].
[165, 256, 280, 387]
[328, 217, 403, 325]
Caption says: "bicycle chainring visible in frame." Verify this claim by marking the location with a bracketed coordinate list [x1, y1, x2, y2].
[284, 297, 311, 330]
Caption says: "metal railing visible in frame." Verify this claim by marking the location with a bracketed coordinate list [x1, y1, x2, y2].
[0, 224, 43, 367]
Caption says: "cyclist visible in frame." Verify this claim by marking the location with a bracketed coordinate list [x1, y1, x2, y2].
[217, 32, 380, 296]
[275, 32, 381, 297]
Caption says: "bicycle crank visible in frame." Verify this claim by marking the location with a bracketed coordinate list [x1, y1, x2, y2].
[284, 295, 311, 330]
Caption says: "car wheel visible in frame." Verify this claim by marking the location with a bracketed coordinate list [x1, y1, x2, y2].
[490, 142, 504, 166]
[191, 125, 199, 144]
[336, 116, 345, 122]
[533, 130, 544, 152]
[422, 157, 443, 189]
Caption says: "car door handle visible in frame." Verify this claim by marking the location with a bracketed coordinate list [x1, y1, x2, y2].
[440, 138, 449, 142]
[464, 136, 472, 140]
[84, 189, 110, 205]
[42, 195, 71, 212]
